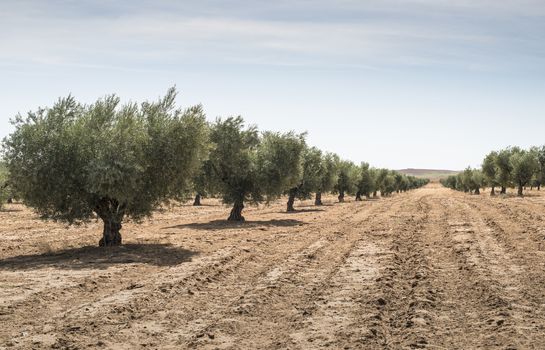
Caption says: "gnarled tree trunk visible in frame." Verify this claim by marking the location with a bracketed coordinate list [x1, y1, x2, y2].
[287, 188, 297, 212]
[474, 188, 480, 195]
[355, 191, 362, 201]
[228, 199, 245, 221]
[338, 190, 345, 203]
[99, 220, 122, 247]
[193, 193, 202, 206]
[518, 184, 524, 197]
[314, 192, 323, 206]
[95, 197, 126, 247]
[500, 186, 506, 194]
[490, 186, 495, 196]
[373, 191, 377, 198]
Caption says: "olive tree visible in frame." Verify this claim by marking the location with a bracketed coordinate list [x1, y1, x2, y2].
[192, 159, 217, 206]
[314, 152, 339, 205]
[286, 145, 321, 212]
[510, 149, 538, 196]
[355, 162, 374, 200]
[461, 168, 473, 193]
[0, 162, 11, 207]
[455, 172, 467, 192]
[375, 168, 390, 197]
[207, 117, 302, 221]
[408, 176, 429, 190]
[495, 147, 517, 194]
[471, 169, 485, 195]
[2, 88, 209, 246]
[334, 160, 357, 202]
[257, 131, 305, 209]
[370, 168, 380, 197]
[531, 146, 545, 190]
[393, 172, 405, 194]
[206, 117, 258, 221]
[457, 168, 484, 195]
[381, 172, 397, 196]
[482, 151, 498, 195]
[441, 175, 457, 190]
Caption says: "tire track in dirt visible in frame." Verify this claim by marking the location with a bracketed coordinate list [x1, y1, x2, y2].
[1, 196, 349, 348]
[43, 232, 325, 348]
[398, 191, 510, 349]
[289, 239, 389, 349]
[14, 197, 389, 349]
[360, 191, 437, 349]
[462, 194, 545, 254]
[7, 186, 545, 349]
[434, 193, 545, 348]
[0, 203, 329, 348]
[182, 195, 409, 349]
[0, 199, 329, 319]
[286, 190, 441, 349]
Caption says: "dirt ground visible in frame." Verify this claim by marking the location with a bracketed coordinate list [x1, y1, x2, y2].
[2, 184, 545, 349]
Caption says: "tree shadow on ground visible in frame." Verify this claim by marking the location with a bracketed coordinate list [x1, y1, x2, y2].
[281, 208, 325, 214]
[0, 204, 24, 212]
[0, 244, 198, 271]
[0, 207, 24, 213]
[166, 219, 306, 231]
[499, 193, 541, 198]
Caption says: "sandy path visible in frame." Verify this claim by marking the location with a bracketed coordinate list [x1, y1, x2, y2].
[1, 186, 545, 349]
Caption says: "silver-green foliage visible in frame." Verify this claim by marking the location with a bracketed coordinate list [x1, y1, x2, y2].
[334, 159, 358, 201]
[531, 146, 545, 189]
[0, 162, 10, 207]
[510, 149, 538, 196]
[257, 131, 305, 200]
[206, 116, 304, 220]
[295, 146, 323, 199]
[3, 88, 209, 244]
[481, 151, 498, 194]
[356, 162, 374, 198]
[495, 147, 517, 193]
[318, 153, 339, 193]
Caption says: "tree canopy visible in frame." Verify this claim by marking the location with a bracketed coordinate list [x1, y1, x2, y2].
[495, 147, 516, 194]
[206, 117, 304, 220]
[510, 149, 538, 196]
[444, 144, 545, 197]
[3, 88, 209, 245]
[286, 145, 323, 211]
[314, 152, 339, 205]
[2, 88, 432, 246]
[334, 160, 358, 202]
[0, 162, 12, 207]
[355, 162, 374, 200]
[481, 151, 498, 195]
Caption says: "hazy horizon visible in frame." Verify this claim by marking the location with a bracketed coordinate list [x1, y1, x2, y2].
[1, 0, 544, 170]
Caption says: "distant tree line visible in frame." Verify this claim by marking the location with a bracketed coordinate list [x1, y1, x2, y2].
[441, 146, 545, 197]
[1, 88, 429, 246]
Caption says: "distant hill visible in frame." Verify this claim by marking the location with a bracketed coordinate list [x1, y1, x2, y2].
[397, 168, 460, 180]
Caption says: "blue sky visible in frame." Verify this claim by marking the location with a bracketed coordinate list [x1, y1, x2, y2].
[1, 0, 544, 170]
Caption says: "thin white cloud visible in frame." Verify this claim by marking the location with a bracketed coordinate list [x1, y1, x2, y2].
[0, 0, 543, 72]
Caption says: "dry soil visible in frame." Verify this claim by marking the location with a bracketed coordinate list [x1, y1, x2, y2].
[2, 184, 545, 349]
